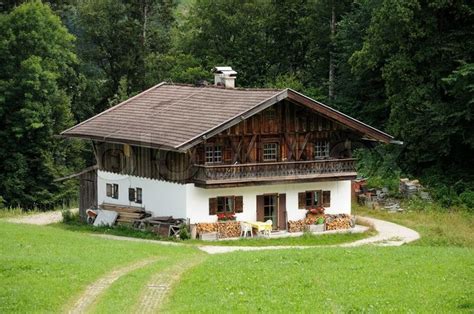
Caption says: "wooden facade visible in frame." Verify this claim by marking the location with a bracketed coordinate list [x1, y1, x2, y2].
[94, 99, 363, 187]
[78, 168, 97, 221]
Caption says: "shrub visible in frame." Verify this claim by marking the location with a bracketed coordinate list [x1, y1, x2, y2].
[61, 209, 78, 224]
[459, 190, 474, 212]
[179, 225, 190, 240]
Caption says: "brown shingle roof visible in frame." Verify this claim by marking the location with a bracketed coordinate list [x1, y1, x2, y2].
[62, 83, 285, 150]
[62, 82, 395, 151]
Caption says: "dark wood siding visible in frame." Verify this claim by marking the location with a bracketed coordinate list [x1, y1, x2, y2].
[95, 142, 193, 183]
[79, 169, 97, 222]
[194, 100, 360, 165]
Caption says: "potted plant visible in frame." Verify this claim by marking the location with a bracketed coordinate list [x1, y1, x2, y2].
[306, 217, 325, 233]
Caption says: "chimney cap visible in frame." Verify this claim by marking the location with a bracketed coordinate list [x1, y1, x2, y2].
[212, 66, 237, 77]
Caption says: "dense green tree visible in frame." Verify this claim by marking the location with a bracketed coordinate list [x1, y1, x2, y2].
[75, 0, 177, 113]
[0, 1, 83, 208]
[350, 0, 473, 179]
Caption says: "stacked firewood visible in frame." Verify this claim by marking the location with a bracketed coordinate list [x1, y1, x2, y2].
[325, 214, 352, 230]
[217, 221, 240, 238]
[196, 223, 218, 234]
[288, 219, 306, 232]
[196, 221, 242, 238]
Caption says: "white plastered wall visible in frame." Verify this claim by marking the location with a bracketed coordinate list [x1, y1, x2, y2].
[185, 180, 351, 224]
[97, 170, 187, 218]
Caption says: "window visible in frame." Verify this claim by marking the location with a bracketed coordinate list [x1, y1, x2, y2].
[205, 144, 222, 163]
[106, 183, 119, 199]
[128, 187, 143, 204]
[217, 196, 234, 213]
[298, 190, 331, 209]
[314, 141, 330, 158]
[136, 188, 142, 204]
[263, 143, 278, 161]
[128, 188, 135, 202]
[209, 196, 243, 215]
[305, 191, 320, 207]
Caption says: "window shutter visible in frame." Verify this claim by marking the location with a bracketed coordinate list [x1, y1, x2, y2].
[106, 184, 112, 197]
[298, 192, 306, 209]
[209, 198, 217, 215]
[234, 196, 243, 213]
[256, 195, 264, 221]
[128, 188, 135, 202]
[322, 191, 331, 207]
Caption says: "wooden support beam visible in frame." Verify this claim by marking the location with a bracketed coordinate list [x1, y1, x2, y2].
[231, 138, 243, 163]
[244, 135, 257, 162]
[285, 134, 297, 161]
[297, 133, 311, 160]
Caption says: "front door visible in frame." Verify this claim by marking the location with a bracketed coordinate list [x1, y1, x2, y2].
[256, 194, 287, 230]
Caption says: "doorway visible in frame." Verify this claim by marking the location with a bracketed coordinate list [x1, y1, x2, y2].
[256, 193, 287, 230]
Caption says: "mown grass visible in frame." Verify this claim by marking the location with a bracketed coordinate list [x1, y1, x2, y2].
[91, 254, 206, 313]
[0, 221, 201, 313]
[187, 230, 372, 247]
[163, 246, 474, 313]
[353, 203, 474, 248]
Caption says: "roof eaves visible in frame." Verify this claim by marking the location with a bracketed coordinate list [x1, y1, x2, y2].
[287, 89, 394, 143]
[176, 89, 288, 151]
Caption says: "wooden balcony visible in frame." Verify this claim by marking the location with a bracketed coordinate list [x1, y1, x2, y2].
[192, 158, 357, 187]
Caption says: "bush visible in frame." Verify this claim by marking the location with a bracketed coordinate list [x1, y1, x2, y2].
[459, 190, 474, 212]
[61, 209, 78, 224]
[179, 225, 190, 240]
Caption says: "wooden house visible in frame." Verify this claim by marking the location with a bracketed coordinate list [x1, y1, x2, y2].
[62, 67, 394, 230]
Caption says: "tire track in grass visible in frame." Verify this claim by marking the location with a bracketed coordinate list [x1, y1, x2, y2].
[135, 255, 206, 314]
[68, 257, 159, 314]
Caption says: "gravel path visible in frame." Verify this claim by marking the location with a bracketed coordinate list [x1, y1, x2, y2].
[5, 208, 78, 225]
[199, 216, 420, 254]
[340, 216, 420, 247]
[68, 257, 159, 314]
[135, 255, 205, 314]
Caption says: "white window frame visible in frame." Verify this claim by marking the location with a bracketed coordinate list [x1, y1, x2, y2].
[314, 141, 330, 158]
[205, 144, 222, 164]
[263, 143, 278, 161]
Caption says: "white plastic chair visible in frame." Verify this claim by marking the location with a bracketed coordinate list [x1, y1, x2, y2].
[240, 222, 253, 238]
[264, 220, 273, 237]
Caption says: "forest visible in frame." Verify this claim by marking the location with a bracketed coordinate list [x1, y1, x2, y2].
[0, 0, 472, 210]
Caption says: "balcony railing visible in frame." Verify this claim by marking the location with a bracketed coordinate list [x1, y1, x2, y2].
[192, 158, 357, 185]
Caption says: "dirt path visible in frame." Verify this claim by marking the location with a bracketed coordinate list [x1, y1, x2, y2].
[135, 255, 206, 314]
[5, 208, 78, 225]
[68, 257, 159, 314]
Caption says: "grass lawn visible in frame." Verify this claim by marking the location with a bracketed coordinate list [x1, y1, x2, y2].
[187, 231, 372, 247]
[353, 204, 474, 248]
[2, 205, 473, 313]
[0, 221, 203, 313]
[163, 246, 474, 313]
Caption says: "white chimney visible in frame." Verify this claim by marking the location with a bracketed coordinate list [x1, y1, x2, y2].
[212, 66, 237, 88]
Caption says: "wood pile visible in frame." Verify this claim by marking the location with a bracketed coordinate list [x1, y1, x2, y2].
[288, 219, 305, 232]
[325, 214, 352, 230]
[217, 221, 240, 238]
[196, 221, 241, 239]
[100, 203, 150, 224]
[196, 223, 218, 234]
